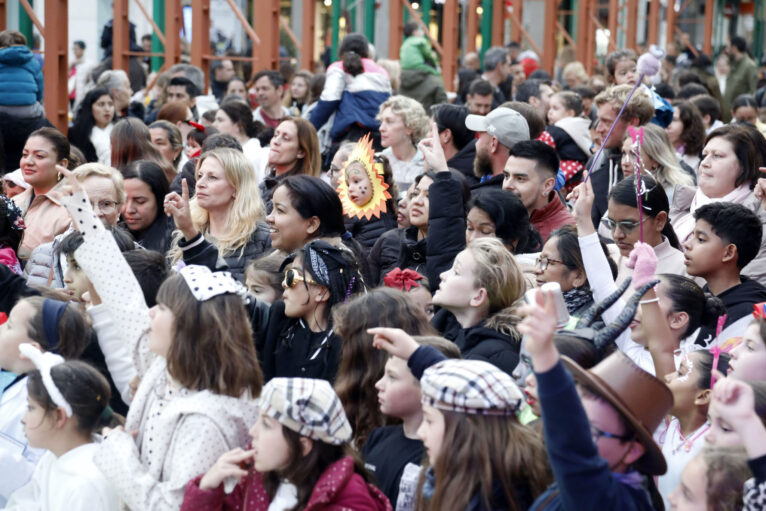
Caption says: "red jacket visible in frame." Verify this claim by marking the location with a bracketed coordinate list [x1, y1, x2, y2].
[530, 192, 575, 242]
[181, 455, 392, 511]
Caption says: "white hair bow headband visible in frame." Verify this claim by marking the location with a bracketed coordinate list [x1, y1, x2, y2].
[18, 343, 72, 418]
[178, 265, 247, 302]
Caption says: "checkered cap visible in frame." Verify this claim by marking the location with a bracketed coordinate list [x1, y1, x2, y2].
[420, 360, 524, 416]
[259, 378, 352, 445]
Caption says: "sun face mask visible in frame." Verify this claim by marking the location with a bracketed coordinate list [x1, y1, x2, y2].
[336, 134, 392, 220]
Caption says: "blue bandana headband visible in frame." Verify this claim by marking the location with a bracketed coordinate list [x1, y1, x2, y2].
[42, 299, 68, 350]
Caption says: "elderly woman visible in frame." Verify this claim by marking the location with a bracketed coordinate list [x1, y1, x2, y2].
[165, 147, 270, 281]
[377, 95, 430, 191]
[671, 123, 766, 285]
[24, 161, 126, 287]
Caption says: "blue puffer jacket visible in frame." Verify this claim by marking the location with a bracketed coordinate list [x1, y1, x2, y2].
[0, 46, 44, 106]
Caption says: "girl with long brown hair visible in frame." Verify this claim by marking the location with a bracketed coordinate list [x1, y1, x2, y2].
[333, 287, 435, 447]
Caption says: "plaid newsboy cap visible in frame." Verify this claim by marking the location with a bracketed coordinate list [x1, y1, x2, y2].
[420, 360, 523, 416]
[259, 377, 352, 445]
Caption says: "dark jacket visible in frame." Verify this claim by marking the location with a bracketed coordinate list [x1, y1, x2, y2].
[129, 214, 175, 255]
[0, 109, 52, 173]
[588, 148, 623, 231]
[176, 223, 271, 282]
[448, 139, 479, 186]
[68, 122, 103, 164]
[346, 209, 398, 256]
[528, 360, 655, 511]
[695, 276, 766, 344]
[182, 455, 392, 511]
[399, 68, 448, 115]
[368, 173, 465, 288]
[0, 46, 43, 106]
[170, 158, 198, 196]
[470, 173, 504, 192]
[0, 262, 39, 314]
[260, 300, 342, 383]
[431, 309, 522, 376]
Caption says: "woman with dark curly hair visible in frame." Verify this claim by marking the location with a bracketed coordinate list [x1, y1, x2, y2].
[666, 99, 706, 171]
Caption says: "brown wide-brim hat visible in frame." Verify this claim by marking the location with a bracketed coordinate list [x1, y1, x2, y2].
[562, 351, 673, 475]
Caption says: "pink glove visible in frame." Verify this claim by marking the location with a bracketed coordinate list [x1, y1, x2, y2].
[626, 242, 658, 289]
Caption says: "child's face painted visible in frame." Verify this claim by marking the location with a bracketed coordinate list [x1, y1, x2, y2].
[245, 270, 281, 305]
[664, 352, 702, 417]
[249, 414, 292, 472]
[682, 219, 730, 278]
[417, 404, 445, 466]
[728, 322, 766, 381]
[0, 300, 37, 373]
[375, 356, 422, 418]
[63, 255, 91, 301]
[147, 302, 176, 358]
[22, 395, 55, 449]
[667, 455, 708, 510]
[345, 162, 373, 207]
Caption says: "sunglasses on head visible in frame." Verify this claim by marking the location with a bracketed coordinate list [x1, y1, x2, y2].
[282, 268, 319, 289]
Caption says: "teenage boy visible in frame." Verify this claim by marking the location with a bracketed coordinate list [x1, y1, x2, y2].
[684, 202, 766, 343]
[362, 336, 460, 509]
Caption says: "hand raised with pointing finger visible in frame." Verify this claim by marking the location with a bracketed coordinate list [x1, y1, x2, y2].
[417, 122, 448, 173]
[164, 178, 197, 240]
[367, 327, 420, 361]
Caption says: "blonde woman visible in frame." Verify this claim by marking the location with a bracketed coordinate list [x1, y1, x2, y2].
[377, 95, 430, 190]
[620, 123, 695, 204]
[165, 148, 270, 281]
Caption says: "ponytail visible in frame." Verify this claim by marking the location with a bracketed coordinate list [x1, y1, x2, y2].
[338, 33, 370, 77]
[658, 274, 726, 338]
[343, 51, 364, 77]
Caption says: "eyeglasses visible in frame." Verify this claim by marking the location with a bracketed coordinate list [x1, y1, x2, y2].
[535, 255, 564, 271]
[282, 268, 319, 289]
[91, 200, 119, 214]
[600, 217, 648, 234]
[590, 425, 634, 444]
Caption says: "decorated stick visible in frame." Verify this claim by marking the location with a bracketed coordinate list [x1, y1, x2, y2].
[629, 126, 646, 243]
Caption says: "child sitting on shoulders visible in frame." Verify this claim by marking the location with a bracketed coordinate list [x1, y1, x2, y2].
[544, 91, 592, 193]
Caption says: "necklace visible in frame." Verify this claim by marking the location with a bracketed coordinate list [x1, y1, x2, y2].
[671, 422, 710, 454]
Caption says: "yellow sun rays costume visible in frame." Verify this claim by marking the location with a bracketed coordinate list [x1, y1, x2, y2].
[336, 134, 392, 220]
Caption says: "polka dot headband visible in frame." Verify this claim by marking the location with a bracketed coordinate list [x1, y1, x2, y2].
[178, 265, 247, 302]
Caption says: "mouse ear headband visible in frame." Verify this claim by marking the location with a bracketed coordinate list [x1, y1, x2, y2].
[336, 134, 392, 220]
[18, 343, 72, 417]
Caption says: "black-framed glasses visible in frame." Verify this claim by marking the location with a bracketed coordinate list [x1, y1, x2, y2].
[590, 425, 634, 444]
[282, 268, 318, 289]
[600, 217, 648, 234]
[535, 255, 564, 271]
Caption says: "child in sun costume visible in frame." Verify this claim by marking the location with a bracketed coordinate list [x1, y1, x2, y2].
[338, 134, 398, 255]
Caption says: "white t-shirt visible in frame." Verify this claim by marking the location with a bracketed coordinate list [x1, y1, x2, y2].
[268, 481, 298, 511]
[656, 418, 710, 510]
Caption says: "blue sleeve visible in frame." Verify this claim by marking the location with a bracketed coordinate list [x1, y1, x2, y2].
[407, 345, 447, 380]
[536, 360, 643, 511]
[310, 98, 340, 130]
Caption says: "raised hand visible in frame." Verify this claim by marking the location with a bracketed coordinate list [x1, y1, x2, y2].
[711, 374, 766, 459]
[198, 447, 255, 490]
[163, 178, 197, 240]
[754, 176, 766, 208]
[367, 327, 420, 361]
[417, 122, 448, 173]
[567, 179, 596, 235]
[518, 289, 560, 372]
[626, 242, 657, 289]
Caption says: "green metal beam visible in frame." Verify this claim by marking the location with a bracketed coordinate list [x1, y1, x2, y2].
[422, 0, 432, 26]
[152, 0, 165, 72]
[331, 0, 342, 61]
[365, 0, 376, 42]
[19, 0, 33, 49]
[480, 0, 493, 63]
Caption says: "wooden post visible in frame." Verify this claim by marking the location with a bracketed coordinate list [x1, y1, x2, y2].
[190, 0, 211, 91]
[607, 0, 619, 49]
[442, 0, 459, 92]
[703, 0, 714, 55]
[301, 0, 315, 70]
[510, 0, 523, 44]
[492, 0, 505, 46]
[44, 0, 68, 133]
[647, 0, 660, 45]
[626, 0, 638, 49]
[389, 0, 404, 59]
[165, 0, 181, 69]
[666, 0, 676, 49]
[112, 0, 130, 74]
[543, 0, 557, 74]
[254, 0, 280, 70]
[0, 0, 6, 31]
[576, 0, 590, 63]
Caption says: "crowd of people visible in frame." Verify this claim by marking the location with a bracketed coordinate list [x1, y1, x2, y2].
[2, 18, 766, 511]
